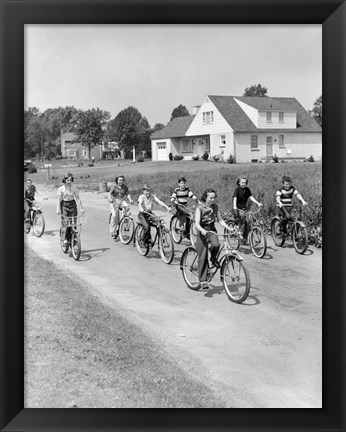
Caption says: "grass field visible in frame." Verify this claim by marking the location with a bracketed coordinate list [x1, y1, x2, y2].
[28, 159, 322, 247]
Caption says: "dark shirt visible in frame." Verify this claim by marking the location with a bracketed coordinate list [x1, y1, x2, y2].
[233, 186, 252, 209]
[198, 203, 218, 229]
[109, 184, 129, 200]
[25, 185, 36, 201]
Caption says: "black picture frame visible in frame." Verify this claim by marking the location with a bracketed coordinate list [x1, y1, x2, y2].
[1, 1, 345, 431]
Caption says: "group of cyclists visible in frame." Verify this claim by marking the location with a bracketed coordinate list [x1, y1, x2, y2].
[25, 171, 308, 290]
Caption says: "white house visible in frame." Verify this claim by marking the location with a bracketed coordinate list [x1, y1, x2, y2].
[151, 96, 322, 162]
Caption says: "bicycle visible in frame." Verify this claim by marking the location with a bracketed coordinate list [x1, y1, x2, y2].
[134, 210, 174, 264]
[60, 214, 84, 261]
[180, 232, 250, 304]
[108, 202, 134, 245]
[170, 203, 197, 246]
[271, 206, 308, 254]
[223, 206, 267, 258]
[24, 197, 47, 237]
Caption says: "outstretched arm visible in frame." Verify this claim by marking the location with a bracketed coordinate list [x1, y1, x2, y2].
[154, 196, 170, 211]
[249, 196, 262, 207]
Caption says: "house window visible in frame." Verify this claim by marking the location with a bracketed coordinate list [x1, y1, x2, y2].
[82, 150, 87, 157]
[266, 112, 272, 122]
[279, 135, 285, 148]
[251, 135, 258, 150]
[220, 135, 226, 147]
[203, 111, 214, 124]
[183, 140, 192, 152]
[279, 112, 284, 122]
[67, 149, 76, 157]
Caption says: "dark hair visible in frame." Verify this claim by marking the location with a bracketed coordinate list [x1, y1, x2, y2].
[26, 178, 32, 182]
[142, 184, 150, 191]
[115, 175, 125, 184]
[236, 177, 248, 186]
[178, 177, 186, 183]
[200, 188, 217, 202]
[62, 172, 74, 183]
[282, 175, 292, 183]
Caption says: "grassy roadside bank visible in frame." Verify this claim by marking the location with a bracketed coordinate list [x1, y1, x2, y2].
[24, 247, 227, 408]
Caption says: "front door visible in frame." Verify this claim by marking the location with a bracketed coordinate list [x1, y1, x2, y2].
[266, 136, 273, 158]
[157, 142, 167, 160]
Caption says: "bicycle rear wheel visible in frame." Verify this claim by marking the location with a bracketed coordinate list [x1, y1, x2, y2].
[223, 222, 240, 250]
[32, 211, 45, 237]
[159, 229, 174, 264]
[170, 215, 184, 244]
[119, 216, 134, 245]
[221, 256, 250, 303]
[180, 246, 200, 290]
[249, 226, 267, 258]
[134, 224, 149, 256]
[292, 221, 308, 254]
[71, 232, 81, 261]
[189, 221, 198, 247]
[271, 217, 285, 247]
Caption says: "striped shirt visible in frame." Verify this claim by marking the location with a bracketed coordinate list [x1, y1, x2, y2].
[276, 186, 298, 207]
[171, 187, 196, 205]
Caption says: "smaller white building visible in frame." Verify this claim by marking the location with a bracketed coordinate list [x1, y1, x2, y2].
[151, 96, 322, 162]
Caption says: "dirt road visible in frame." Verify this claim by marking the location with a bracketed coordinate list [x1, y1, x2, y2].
[25, 185, 322, 408]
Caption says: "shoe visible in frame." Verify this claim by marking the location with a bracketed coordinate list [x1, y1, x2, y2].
[111, 233, 116, 239]
[200, 281, 210, 290]
[63, 240, 68, 246]
[210, 258, 221, 268]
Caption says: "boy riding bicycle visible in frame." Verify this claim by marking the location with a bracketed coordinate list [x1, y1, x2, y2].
[24, 178, 47, 221]
[170, 177, 198, 239]
[138, 185, 171, 246]
[232, 177, 262, 244]
[276, 175, 307, 234]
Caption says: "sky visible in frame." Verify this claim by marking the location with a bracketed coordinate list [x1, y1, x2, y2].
[24, 24, 321, 127]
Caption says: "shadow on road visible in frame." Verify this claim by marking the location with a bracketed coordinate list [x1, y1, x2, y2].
[43, 230, 59, 237]
[78, 248, 110, 261]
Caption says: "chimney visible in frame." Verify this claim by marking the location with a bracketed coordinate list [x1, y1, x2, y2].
[192, 105, 201, 115]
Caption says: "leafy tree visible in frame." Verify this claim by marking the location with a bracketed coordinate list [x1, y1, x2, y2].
[243, 84, 268, 97]
[25, 115, 51, 160]
[310, 95, 322, 127]
[111, 106, 150, 158]
[73, 108, 111, 158]
[170, 104, 190, 121]
[152, 123, 165, 133]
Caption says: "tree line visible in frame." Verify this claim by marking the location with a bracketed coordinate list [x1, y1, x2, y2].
[24, 84, 322, 160]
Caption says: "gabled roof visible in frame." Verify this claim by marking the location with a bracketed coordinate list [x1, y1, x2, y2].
[151, 115, 195, 139]
[208, 96, 321, 133]
[62, 132, 77, 140]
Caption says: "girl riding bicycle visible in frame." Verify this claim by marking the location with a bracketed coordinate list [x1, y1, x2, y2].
[56, 173, 85, 247]
[232, 177, 262, 244]
[195, 188, 232, 290]
[138, 185, 171, 246]
[109, 175, 133, 239]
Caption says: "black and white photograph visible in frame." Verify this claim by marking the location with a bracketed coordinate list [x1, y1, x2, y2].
[23, 23, 323, 409]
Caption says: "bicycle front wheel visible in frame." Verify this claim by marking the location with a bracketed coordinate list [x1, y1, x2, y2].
[134, 225, 149, 256]
[71, 232, 81, 261]
[32, 211, 45, 237]
[60, 228, 69, 254]
[189, 221, 198, 247]
[170, 215, 184, 244]
[159, 229, 174, 264]
[223, 222, 240, 250]
[271, 217, 285, 247]
[119, 216, 134, 245]
[221, 256, 250, 303]
[249, 226, 267, 258]
[180, 246, 200, 290]
[292, 221, 308, 254]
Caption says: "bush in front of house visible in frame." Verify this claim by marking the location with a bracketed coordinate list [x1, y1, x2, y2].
[213, 155, 219, 162]
[202, 151, 209, 161]
[169, 152, 173, 161]
[227, 154, 236, 164]
[308, 155, 315, 162]
[192, 154, 199, 161]
[137, 155, 145, 162]
[173, 154, 184, 161]
[272, 154, 279, 163]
